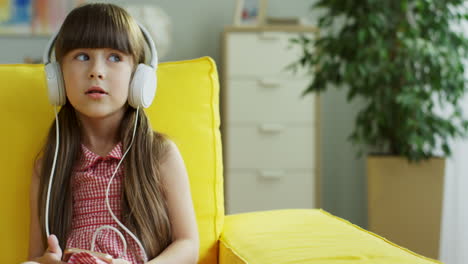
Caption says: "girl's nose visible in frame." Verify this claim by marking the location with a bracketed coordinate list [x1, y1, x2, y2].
[88, 60, 105, 80]
[89, 73, 104, 79]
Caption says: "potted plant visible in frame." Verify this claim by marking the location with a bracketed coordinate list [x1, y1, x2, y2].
[289, 0, 468, 259]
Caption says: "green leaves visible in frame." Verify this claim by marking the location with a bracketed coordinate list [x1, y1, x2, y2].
[289, 0, 468, 162]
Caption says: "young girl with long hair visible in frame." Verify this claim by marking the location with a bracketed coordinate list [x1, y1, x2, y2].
[26, 3, 199, 264]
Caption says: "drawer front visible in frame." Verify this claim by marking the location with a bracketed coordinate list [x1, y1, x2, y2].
[225, 79, 316, 124]
[226, 32, 311, 78]
[226, 169, 316, 214]
[226, 125, 315, 169]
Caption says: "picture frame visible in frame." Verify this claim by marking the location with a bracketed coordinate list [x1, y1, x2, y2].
[233, 0, 267, 27]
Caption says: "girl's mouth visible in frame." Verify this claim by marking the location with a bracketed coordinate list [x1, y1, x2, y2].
[86, 92, 107, 99]
[85, 86, 108, 99]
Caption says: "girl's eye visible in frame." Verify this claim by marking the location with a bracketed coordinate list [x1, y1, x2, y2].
[109, 54, 121, 62]
[75, 53, 89, 61]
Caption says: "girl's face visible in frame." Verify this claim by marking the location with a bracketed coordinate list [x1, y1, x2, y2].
[61, 48, 134, 119]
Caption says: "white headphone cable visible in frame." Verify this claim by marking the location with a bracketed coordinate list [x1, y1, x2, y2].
[44, 106, 60, 238]
[44, 106, 148, 263]
[90, 225, 127, 258]
[101, 106, 149, 263]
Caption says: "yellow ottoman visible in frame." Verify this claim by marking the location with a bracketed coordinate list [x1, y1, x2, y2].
[220, 209, 441, 264]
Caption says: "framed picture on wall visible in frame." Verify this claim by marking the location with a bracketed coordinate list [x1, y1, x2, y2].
[233, 0, 267, 26]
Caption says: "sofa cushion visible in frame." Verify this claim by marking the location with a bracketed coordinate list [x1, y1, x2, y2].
[220, 209, 441, 264]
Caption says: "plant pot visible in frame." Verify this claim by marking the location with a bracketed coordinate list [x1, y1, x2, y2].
[367, 156, 445, 259]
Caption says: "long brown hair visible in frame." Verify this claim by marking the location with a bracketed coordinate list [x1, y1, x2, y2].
[36, 3, 172, 260]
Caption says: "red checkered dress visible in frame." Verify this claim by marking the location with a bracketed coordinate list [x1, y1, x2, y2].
[65, 142, 145, 264]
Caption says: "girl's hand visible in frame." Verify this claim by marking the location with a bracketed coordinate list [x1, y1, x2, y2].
[31, 235, 66, 264]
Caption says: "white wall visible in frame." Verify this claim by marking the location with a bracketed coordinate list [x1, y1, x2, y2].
[0, 0, 314, 63]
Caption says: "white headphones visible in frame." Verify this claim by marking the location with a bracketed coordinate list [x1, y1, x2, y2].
[42, 22, 158, 109]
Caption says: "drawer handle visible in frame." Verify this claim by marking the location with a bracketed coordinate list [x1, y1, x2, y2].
[259, 124, 284, 133]
[258, 170, 285, 180]
[258, 79, 281, 88]
[258, 32, 280, 41]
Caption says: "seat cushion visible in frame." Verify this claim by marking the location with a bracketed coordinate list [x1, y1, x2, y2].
[220, 209, 441, 264]
[0, 57, 224, 264]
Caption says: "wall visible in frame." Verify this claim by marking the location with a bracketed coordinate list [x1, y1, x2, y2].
[0, 0, 367, 228]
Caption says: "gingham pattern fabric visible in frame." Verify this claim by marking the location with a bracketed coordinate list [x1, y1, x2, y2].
[65, 142, 145, 264]
[67, 252, 108, 264]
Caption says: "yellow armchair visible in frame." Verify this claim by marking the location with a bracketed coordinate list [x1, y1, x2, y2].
[0, 57, 440, 264]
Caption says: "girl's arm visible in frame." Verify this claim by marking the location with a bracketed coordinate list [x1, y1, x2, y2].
[148, 140, 199, 264]
[28, 158, 46, 260]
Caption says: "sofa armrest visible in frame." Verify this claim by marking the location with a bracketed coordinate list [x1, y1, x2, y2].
[219, 209, 440, 264]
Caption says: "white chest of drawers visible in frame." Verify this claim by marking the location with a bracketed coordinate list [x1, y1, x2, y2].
[221, 26, 320, 214]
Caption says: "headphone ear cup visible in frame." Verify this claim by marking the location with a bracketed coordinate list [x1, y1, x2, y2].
[44, 62, 66, 106]
[128, 64, 157, 109]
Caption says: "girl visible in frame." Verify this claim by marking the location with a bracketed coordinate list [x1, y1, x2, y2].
[26, 3, 199, 264]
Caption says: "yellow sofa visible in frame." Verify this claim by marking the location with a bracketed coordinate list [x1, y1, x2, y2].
[0, 57, 440, 264]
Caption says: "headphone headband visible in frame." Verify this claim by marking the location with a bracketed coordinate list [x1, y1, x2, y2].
[43, 21, 158, 68]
